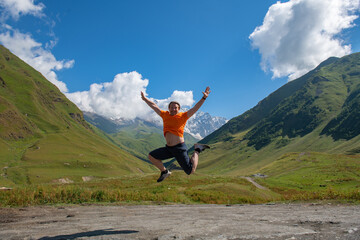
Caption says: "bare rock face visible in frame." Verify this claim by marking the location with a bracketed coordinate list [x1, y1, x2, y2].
[53, 178, 74, 184]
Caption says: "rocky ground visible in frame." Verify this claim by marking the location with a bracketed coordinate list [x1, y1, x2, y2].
[0, 203, 359, 240]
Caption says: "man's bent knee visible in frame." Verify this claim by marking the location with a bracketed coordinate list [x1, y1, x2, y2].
[148, 154, 158, 161]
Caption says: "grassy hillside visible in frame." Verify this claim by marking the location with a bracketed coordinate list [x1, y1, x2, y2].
[201, 58, 339, 144]
[256, 152, 360, 201]
[198, 53, 360, 175]
[109, 121, 166, 161]
[0, 45, 153, 186]
[110, 126, 198, 161]
[258, 152, 360, 191]
[84, 112, 198, 161]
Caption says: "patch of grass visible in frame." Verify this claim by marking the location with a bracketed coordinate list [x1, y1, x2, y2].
[1, 151, 359, 207]
[256, 152, 360, 202]
[0, 129, 154, 185]
[0, 173, 281, 207]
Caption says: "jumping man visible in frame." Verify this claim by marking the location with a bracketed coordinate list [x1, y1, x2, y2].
[141, 87, 211, 182]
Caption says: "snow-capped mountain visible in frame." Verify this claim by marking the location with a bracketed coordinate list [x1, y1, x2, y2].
[185, 111, 228, 139]
[83, 111, 227, 139]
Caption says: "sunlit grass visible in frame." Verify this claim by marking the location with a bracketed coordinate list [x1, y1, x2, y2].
[1, 152, 359, 207]
[0, 173, 281, 207]
[256, 152, 360, 202]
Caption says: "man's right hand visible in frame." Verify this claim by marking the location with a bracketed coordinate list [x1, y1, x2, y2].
[141, 91, 146, 101]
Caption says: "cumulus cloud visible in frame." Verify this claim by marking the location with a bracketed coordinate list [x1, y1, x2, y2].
[249, 0, 360, 80]
[0, 0, 74, 92]
[66, 71, 195, 122]
[0, 1, 193, 122]
[154, 90, 194, 110]
[0, 0, 44, 21]
[0, 30, 74, 92]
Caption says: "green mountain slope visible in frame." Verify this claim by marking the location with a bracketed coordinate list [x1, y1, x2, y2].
[199, 52, 360, 175]
[83, 112, 198, 161]
[0, 45, 152, 186]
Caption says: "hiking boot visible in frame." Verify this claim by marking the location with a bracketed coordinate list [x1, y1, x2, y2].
[194, 143, 210, 153]
[157, 169, 171, 182]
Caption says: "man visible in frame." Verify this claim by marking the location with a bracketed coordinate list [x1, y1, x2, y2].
[141, 87, 211, 182]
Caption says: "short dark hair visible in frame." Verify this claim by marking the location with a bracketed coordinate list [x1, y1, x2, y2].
[168, 101, 180, 109]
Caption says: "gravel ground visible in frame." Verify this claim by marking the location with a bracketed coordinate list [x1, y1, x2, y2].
[0, 203, 359, 240]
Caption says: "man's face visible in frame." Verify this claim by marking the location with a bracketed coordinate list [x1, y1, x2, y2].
[169, 102, 180, 116]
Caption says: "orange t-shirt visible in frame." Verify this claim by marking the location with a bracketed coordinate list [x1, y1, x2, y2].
[160, 110, 189, 137]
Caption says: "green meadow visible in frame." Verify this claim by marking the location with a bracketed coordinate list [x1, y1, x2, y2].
[257, 152, 360, 201]
[1, 152, 359, 207]
[0, 173, 280, 207]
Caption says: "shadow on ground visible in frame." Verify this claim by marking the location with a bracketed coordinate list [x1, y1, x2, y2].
[39, 229, 138, 240]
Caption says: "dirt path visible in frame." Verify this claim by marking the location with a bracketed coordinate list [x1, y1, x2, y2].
[242, 177, 268, 190]
[1, 203, 359, 240]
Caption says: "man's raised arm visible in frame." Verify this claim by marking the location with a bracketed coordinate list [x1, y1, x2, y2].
[187, 86, 211, 119]
[141, 91, 161, 116]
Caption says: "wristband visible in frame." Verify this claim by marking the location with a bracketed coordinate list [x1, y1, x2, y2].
[202, 97, 206, 100]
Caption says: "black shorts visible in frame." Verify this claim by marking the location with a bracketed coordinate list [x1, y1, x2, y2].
[149, 142, 192, 175]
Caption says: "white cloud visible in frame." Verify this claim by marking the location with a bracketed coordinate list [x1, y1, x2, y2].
[0, 0, 74, 92]
[66, 71, 195, 122]
[0, 0, 44, 21]
[0, 30, 74, 92]
[249, 0, 360, 80]
[154, 90, 194, 110]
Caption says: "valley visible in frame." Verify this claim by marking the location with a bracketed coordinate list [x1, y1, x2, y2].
[0, 44, 359, 206]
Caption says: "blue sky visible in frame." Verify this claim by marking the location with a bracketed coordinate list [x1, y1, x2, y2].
[0, 0, 359, 120]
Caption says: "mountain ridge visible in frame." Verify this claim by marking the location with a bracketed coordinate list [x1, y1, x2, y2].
[201, 55, 341, 145]
[0, 45, 152, 185]
[202, 53, 359, 146]
[198, 52, 360, 174]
